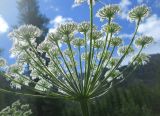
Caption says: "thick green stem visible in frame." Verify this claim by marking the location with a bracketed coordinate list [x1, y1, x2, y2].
[85, 0, 93, 94]
[79, 99, 89, 116]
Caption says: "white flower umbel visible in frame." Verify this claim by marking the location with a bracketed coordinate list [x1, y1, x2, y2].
[0, 2, 154, 116]
[102, 23, 121, 34]
[96, 4, 120, 21]
[118, 45, 134, 56]
[57, 22, 77, 36]
[0, 100, 32, 116]
[35, 79, 53, 91]
[135, 36, 154, 48]
[132, 53, 150, 65]
[129, 4, 150, 21]
[9, 25, 42, 43]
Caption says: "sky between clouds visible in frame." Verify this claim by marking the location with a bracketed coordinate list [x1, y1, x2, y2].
[0, 0, 160, 64]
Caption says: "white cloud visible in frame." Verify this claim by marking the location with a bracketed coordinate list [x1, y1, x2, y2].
[121, 42, 159, 66]
[118, 14, 160, 65]
[138, 14, 160, 42]
[0, 15, 9, 33]
[138, 14, 160, 55]
[72, 4, 81, 8]
[119, 33, 133, 39]
[119, 0, 131, 20]
[119, 15, 160, 41]
[49, 16, 73, 33]
[72, 0, 86, 8]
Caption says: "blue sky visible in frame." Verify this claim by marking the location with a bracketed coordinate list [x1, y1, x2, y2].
[0, 0, 160, 65]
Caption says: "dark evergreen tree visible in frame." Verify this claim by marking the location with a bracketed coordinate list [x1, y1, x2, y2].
[16, 0, 49, 44]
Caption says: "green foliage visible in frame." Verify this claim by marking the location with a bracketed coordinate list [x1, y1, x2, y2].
[63, 85, 153, 116]
[0, 100, 32, 116]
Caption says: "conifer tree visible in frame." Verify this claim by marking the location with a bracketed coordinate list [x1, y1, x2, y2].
[16, 0, 49, 44]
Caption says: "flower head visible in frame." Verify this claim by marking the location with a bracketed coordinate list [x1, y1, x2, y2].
[103, 23, 121, 34]
[132, 53, 150, 65]
[110, 37, 122, 46]
[89, 30, 103, 40]
[105, 70, 121, 82]
[10, 41, 34, 58]
[46, 32, 61, 43]
[9, 25, 42, 42]
[81, 52, 89, 60]
[108, 58, 119, 68]
[37, 40, 52, 53]
[78, 22, 90, 33]
[74, 0, 85, 4]
[118, 46, 134, 55]
[96, 4, 120, 21]
[78, 21, 97, 33]
[94, 40, 104, 48]
[7, 64, 23, 75]
[62, 34, 74, 43]
[97, 51, 111, 60]
[64, 49, 76, 58]
[71, 38, 85, 47]
[135, 36, 153, 48]
[74, 0, 96, 6]
[129, 4, 150, 21]
[17, 52, 33, 64]
[57, 22, 77, 36]
[35, 79, 52, 91]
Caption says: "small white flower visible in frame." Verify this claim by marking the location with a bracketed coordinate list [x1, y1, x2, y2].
[97, 51, 111, 60]
[10, 76, 29, 89]
[88, 30, 103, 40]
[35, 79, 52, 91]
[74, 0, 95, 6]
[74, 0, 85, 4]
[81, 52, 89, 60]
[94, 40, 104, 48]
[37, 40, 52, 53]
[7, 64, 23, 75]
[0, 58, 6, 67]
[110, 37, 122, 47]
[117, 46, 134, 56]
[71, 38, 85, 47]
[107, 58, 119, 68]
[105, 70, 121, 81]
[132, 53, 150, 65]
[46, 32, 61, 43]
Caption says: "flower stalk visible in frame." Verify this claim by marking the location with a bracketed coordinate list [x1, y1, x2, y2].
[80, 99, 89, 116]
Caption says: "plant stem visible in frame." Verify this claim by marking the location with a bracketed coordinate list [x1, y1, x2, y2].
[85, 0, 93, 94]
[79, 99, 89, 116]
